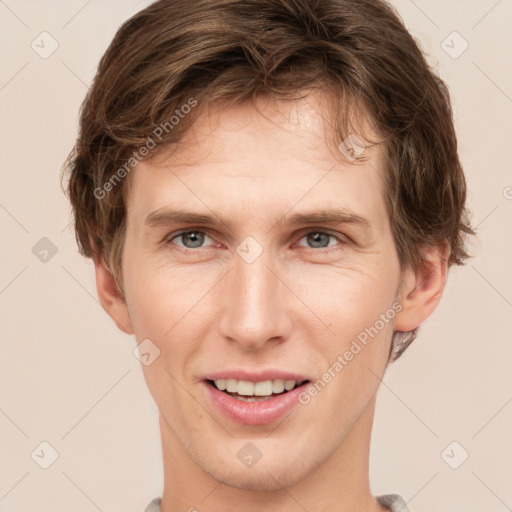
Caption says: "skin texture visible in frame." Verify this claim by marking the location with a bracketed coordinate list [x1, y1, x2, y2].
[93, 92, 448, 512]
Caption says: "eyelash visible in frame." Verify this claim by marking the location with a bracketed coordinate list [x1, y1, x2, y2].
[163, 229, 347, 254]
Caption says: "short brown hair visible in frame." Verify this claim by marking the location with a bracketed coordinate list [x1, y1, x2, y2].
[61, 0, 474, 362]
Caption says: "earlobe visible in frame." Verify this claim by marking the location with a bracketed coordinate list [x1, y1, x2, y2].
[92, 250, 134, 335]
[394, 242, 450, 333]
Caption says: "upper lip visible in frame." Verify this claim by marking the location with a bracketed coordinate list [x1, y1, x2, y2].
[202, 369, 312, 382]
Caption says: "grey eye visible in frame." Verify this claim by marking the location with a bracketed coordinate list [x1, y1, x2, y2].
[299, 232, 339, 249]
[175, 231, 208, 248]
[306, 232, 330, 248]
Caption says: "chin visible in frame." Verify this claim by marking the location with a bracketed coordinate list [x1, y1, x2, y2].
[194, 448, 314, 491]
[215, 465, 304, 491]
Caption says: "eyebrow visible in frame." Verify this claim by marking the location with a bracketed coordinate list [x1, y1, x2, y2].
[144, 207, 371, 231]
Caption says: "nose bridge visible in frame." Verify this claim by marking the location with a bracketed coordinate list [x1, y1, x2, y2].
[219, 246, 289, 350]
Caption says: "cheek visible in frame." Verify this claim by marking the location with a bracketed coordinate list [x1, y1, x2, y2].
[289, 265, 399, 396]
[123, 254, 201, 335]
[289, 265, 399, 332]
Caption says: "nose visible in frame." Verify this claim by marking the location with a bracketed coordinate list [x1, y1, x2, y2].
[218, 249, 293, 351]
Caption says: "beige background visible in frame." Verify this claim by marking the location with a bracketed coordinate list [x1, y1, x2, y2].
[1, 1, 511, 511]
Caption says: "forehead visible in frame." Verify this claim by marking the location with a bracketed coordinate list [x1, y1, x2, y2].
[125, 93, 387, 232]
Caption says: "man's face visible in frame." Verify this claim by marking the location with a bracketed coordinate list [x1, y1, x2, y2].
[121, 93, 403, 490]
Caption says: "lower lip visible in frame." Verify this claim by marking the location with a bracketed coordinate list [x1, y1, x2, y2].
[202, 381, 308, 425]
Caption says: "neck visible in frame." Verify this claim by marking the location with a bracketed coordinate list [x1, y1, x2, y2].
[159, 395, 386, 512]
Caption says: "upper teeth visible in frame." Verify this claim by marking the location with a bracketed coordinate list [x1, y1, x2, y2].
[213, 379, 302, 396]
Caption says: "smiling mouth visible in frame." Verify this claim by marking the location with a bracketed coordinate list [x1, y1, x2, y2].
[206, 378, 310, 402]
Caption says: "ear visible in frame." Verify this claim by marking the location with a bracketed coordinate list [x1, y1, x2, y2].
[91, 248, 134, 335]
[394, 242, 450, 332]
